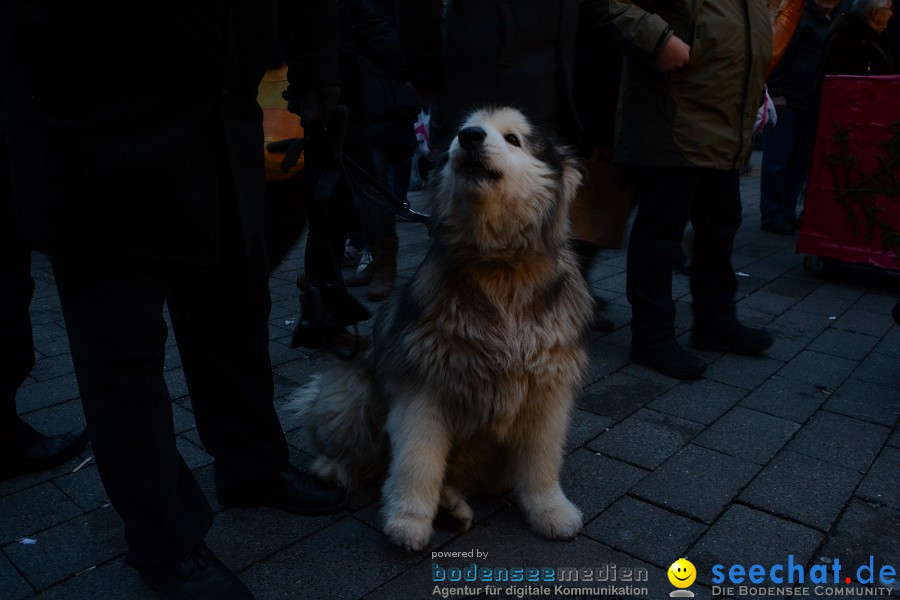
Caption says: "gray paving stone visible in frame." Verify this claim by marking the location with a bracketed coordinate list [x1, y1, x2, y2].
[857, 446, 900, 510]
[0, 552, 32, 600]
[689, 505, 823, 591]
[702, 354, 785, 391]
[852, 292, 899, 314]
[0, 483, 82, 545]
[583, 339, 631, 385]
[889, 428, 900, 448]
[560, 450, 649, 523]
[577, 373, 671, 421]
[162, 368, 189, 401]
[366, 507, 675, 600]
[873, 326, 900, 359]
[55, 465, 109, 512]
[808, 329, 879, 361]
[692, 407, 799, 465]
[38, 557, 153, 600]
[787, 411, 890, 472]
[29, 355, 75, 383]
[630, 445, 761, 523]
[14, 373, 80, 415]
[583, 496, 706, 568]
[565, 409, 614, 454]
[175, 434, 213, 470]
[648, 380, 747, 425]
[587, 409, 704, 469]
[239, 516, 419, 600]
[738, 290, 800, 316]
[760, 276, 821, 299]
[768, 308, 833, 339]
[777, 350, 859, 389]
[171, 401, 196, 434]
[740, 376, 828, 423]
[819, 500, 900, 595]
[792, 293, 855, 318]
[19, 399, 86, 437]
[825, 379, 900, 427]
[851, 351, 900, 389]
[739, 450, 862, 530]
[207, 507, 340, 571]
[3, 506, 126, 591]
[832, 309, 895, 337]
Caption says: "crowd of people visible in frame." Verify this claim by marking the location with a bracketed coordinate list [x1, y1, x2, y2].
[0, 0, 897, 598]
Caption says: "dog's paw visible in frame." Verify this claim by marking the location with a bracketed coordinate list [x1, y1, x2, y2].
[383, 514, 434, 551]
[525, 495, 583, 540]
[440, 486, 474, 532]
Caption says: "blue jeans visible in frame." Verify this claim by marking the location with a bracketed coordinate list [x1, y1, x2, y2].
[760, 107, 817, 227]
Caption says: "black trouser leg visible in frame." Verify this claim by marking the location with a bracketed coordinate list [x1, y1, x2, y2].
[166, 240, 289, 492]
[689, 169, 742, 332]
[0, 152, 37, 449]
[626, 166, 695, 346]
[52, 260, 212, 566]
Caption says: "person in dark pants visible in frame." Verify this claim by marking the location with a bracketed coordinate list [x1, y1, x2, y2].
[587, 0, 775, 379]
[0, 121, 88, 482]
[0, 2, 346, 598]
[761, 0, 841, 236]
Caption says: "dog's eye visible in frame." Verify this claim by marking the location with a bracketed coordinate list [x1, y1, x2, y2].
[504, 133, 521, 147]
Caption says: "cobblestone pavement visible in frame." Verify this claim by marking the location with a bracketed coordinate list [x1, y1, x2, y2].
[2, 154, 899, 599]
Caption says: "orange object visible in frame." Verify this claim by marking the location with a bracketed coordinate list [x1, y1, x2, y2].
[259, 64, 304, 181]
[768, 0, 805, 77]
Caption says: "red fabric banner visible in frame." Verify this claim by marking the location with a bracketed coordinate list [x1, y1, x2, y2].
[797, 75, 900, 270]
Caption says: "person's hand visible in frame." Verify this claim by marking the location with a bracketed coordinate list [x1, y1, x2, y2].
[655, 35, 691, 73]
[266, 138, 306, 173]
[284, 85, 340, 134]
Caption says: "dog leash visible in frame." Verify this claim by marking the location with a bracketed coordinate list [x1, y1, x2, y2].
[341, 153, 433, 231]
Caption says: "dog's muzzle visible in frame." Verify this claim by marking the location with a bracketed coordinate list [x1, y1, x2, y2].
[454, 127, 502, 181]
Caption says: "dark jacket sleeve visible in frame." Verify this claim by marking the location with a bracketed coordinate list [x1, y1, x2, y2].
[578, 0, 672, 65]
[394, 0, 443, 94]
[279, 0, 341, 92]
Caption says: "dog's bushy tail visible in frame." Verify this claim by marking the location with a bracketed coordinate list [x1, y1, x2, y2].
[287, 359, 386, 490]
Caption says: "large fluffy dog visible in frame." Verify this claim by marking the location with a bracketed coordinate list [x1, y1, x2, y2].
[291, 107, 592, 551]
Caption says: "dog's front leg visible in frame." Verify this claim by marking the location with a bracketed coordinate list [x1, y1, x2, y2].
[381, 398, 450, 551]
[509, 392, 582, 541]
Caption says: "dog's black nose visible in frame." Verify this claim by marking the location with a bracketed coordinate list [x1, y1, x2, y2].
[458, 126, 487, 150]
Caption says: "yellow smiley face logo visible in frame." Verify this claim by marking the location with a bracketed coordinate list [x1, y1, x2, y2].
[668, 558, 697, 588]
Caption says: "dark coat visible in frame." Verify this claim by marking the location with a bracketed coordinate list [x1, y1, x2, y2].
[820, 12, 895, 77]
[768, 0, 835, 112]
[0, 1, 339, 263]
[436, 0, 582, 146]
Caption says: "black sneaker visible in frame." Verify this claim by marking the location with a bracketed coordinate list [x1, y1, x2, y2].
[630, 341, 707, 380]
[692, 323, 773, 355]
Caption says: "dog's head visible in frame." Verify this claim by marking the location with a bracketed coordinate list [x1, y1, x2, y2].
[431, 107, 582, 252]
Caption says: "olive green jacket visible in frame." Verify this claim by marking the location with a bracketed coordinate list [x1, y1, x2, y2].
[583, 0, 771, 169]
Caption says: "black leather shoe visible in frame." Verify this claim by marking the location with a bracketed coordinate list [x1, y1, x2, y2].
[218, 465, 348, 515]
[692, 323, 773, 355]
[630, 341, 707, 380]
[0, 427, 89, 481]
[138, 545, 253, 600]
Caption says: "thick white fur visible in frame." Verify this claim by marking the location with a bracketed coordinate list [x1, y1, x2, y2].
[289, 107, 592, 551]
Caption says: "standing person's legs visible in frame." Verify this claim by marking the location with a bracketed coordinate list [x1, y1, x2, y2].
[760, 108, 798, 233]
[627, 166, 706, 379]
[166, 239, 348, 514]
[690, 168, 772, 353]
[689, 169, 742, 332]
[52, 260, 212, 566]
[165, 240, 288, 491]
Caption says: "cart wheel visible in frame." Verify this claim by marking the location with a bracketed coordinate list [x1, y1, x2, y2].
[803, 254, 838, 277]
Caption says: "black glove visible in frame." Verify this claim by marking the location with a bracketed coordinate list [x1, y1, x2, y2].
[283, 85, 340, 135]
[266, 138, 306, 173]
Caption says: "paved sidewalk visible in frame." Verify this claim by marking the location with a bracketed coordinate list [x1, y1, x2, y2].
[2, 153, 899, 600]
